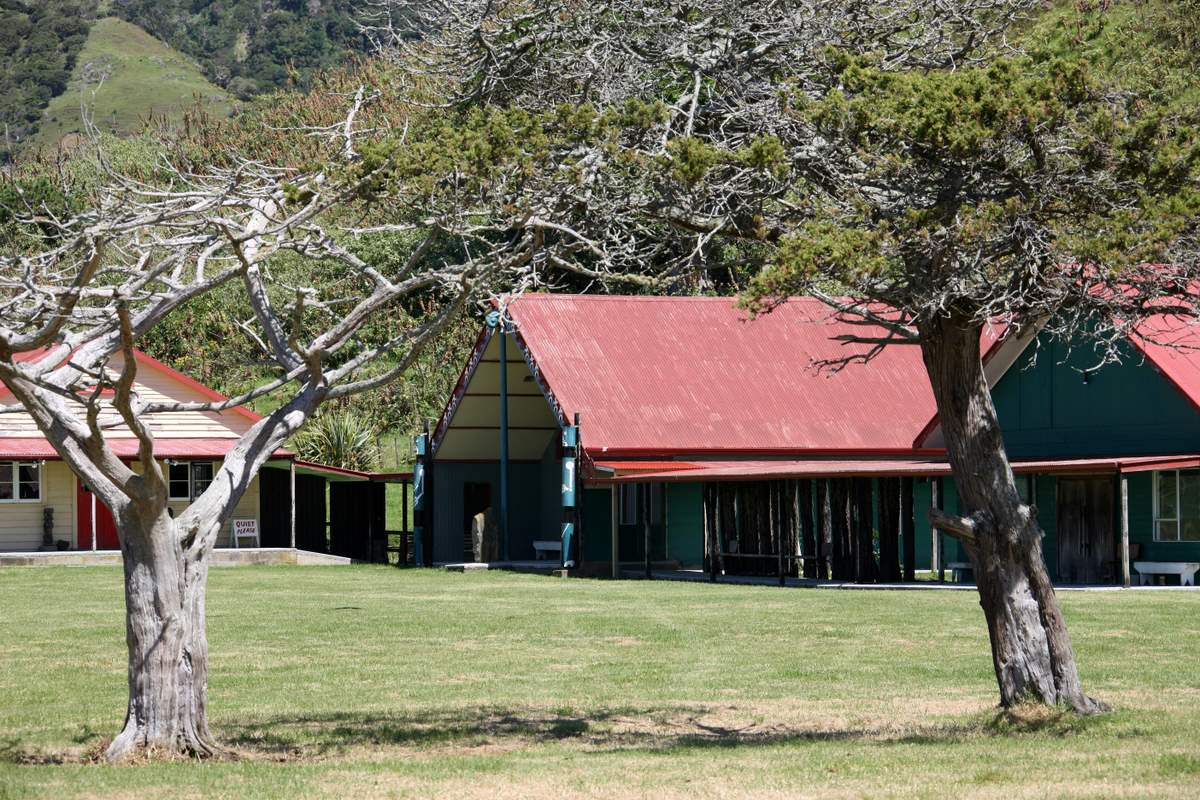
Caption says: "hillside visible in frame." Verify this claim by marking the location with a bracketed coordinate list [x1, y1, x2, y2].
[30, 17, 231, 151]
[113, 0, 370, 98]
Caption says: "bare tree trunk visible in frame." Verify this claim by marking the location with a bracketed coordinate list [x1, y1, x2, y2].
[106, 506, 222, 761]
[919, 316, 1105, 715]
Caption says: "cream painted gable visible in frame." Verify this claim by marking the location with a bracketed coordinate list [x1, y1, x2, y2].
[0, 353, 257, 441]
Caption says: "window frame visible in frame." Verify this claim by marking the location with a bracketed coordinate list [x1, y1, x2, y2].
[0, 460, 42, 504]
[168, 462, 191, 501]
[167, 460, 217, 502]
[1153, 469, 1200, 543]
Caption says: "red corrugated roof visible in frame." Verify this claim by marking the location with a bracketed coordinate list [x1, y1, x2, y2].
[596, 454, 1200, 483]
[0, 438, 290, 459]
[506, 295, 937, 455]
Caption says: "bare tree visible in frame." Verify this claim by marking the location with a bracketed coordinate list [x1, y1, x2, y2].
[0, 91, 644, 758]
[392, 0, 1200, 714]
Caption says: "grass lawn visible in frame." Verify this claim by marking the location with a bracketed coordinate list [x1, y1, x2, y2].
[1, 567, 1198, 799]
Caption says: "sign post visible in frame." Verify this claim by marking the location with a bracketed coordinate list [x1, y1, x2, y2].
[232, 518, 259, 548]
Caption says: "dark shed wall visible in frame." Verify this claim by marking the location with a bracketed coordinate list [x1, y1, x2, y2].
[258, 466, 291, 547]
[293, 473, 328, 553]
[430, 461, 550, 562]
[329, 482, 386, 561]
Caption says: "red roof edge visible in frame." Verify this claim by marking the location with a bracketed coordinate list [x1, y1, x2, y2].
[293, 459, 375, 480]
[1118, 455, 1200, 473]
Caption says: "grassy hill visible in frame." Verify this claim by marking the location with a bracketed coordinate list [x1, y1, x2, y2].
[30, 17, 231, 151]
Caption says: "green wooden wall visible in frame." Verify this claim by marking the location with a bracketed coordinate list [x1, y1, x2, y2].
[579, 484, 706, 567]
[991, 336, 1200, 459]
[912, 477, 963, 570]
[582, 487, 612, 564]
[666, 483, 705, 566]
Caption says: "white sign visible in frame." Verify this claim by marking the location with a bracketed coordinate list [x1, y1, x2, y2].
[233, 518, 259, 541]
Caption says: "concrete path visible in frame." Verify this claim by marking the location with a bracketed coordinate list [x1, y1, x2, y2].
[0, 547, 351, 567]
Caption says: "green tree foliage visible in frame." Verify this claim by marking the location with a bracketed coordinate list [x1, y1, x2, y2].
[112, 0, 373, 97]
[294, 409, 383, 471]
[0, 0, 98, 161]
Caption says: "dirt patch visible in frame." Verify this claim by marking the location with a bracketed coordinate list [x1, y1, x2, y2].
[605, 636, 642, 647]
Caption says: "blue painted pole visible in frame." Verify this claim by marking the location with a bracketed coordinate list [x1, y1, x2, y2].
[498, 317, 510, 562]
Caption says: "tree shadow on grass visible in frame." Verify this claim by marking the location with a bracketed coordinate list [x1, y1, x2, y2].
[216, 703, 1115, 761]
[0, 703, 1119, 765]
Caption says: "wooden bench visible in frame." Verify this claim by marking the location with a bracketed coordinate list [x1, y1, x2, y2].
[1133, 561, 1200, 586]
[532, 540, 562, 561]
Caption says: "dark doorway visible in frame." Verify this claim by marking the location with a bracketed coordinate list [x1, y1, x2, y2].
[617, 483, 666, 562]
[463, 482, 491, 560]
[258, 467, 292, 547]
[1057, 477, 1115, 584]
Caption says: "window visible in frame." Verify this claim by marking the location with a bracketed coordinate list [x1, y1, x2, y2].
[191, 462, 214, 496]
[0, 461, 40, 502]
[168, 463, 191, 500]
[168, 461, 216, 501]
[1154, 470, 1200, 542]
[618, 483, 665, 526]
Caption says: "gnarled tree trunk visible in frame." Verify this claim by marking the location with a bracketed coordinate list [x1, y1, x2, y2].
[106, 505, 221, 761]
[919, 315, 1105, 715]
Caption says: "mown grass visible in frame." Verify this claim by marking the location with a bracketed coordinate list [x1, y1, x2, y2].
[31, 18, 230, 151]
[0, 566, 1197, 799]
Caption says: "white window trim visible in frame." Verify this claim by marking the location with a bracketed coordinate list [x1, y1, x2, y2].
[1153, 469, 1200, 543]
[167, 461, 216, 502]
[0, 460, 42, 504]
